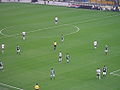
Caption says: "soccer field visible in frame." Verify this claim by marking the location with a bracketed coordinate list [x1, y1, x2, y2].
[0, 2, 120, 90]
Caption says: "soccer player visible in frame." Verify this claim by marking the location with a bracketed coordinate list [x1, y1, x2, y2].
[93, 40, 98, 49]
[61, 34, 64, 42]
[1, 43, 5, 54]
[34, 83, 40, 90]
[96, 68, 101, 79]
[21, 32, 26, 40]
[103, 65, 107, 77]
[0, 61, 4, 71]
[50, 68, 55, 80]
[104, 45, 108, 55]
[66, 53, 70, 63]
[53, 41, 57, 51]
[54, 16, 58, 24]
[58, 51, 62, 63]
[16, 45, 20, 54]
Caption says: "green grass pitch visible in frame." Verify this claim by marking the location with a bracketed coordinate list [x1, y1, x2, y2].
[0, 2, 120, 90]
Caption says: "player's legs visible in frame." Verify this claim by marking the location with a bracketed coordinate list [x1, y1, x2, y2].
[55, 20, 58, 24]
[67, 59, 69, 63]
[105, 50, 108, 55]
[98, 74, 101, 79]
[17, 50, 20, 54]
[59, 57, 62, 63]
[53, 74, 55, 79]
[50, 74, 53, 79]
[96, 74, 100, 79]
[22, 35, 25, 40]
[0, 66, 4, 71]
[61, 38, 64, 42]
[103, 72, 107, 77]
[54, 45, 56, 50]
[94, 45, 97, 49]
[1, 48, 4, 54]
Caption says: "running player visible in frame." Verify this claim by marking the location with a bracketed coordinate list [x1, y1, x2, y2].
[58, 51, 62, 63]
[21, 32, 26, 40]
[34, 83, 40, 90]
[66, 53, 70, 63]
[0, 61, 4, 71]
[16, 45, 20, 54]
[104, 45, 108, 55]
[96, 68, 101, 79]
[103, 65, 107, 77]
[53, 41, 57, 51]
[1, 43, 5, 54]
[93, 40, 98, 49]
[61, 34, 64, 42]
[54, 16, 58, 24]
[50, 68, 55, 80]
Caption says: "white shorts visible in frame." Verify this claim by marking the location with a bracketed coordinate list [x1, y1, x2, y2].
[2, 48, 4, 50]
[67, 59, 69, 62]
[17, 50, 20, 53]
[105, 50, 108, 53]
[94, 44, 97, 47]
[59, 57, 62, 62]
[0, 66, 3, 70]
[50, 74, 55, 77]
[103, 72, 107, 75]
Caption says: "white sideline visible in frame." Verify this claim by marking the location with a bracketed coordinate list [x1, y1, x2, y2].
[0, 83, 23, 90]
[110, 69, 120, 76]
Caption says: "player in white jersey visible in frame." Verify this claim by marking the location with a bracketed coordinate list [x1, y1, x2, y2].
[96, 68, 101, 79]
[21, 32, 26, 40]
[50, 68, 55, 79]
[0, 61, 4, 71]
[58, 51, 62, 63]
[1, 43, 5, 54]
[61, 34, 64, 42]
[54, 16, 58, 24]
[93, 40, 98, 49]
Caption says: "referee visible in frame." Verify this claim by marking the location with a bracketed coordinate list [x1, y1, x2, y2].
[34, 83, 40, 90]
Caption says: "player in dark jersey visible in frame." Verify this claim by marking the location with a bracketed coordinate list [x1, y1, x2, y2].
[0, 61, 4, 71]
[50, 68, 55, 80]
[16, 45, 20, 54]
[66, 53, 70, 63]
[104, 45, 108, 55]
[61, 34, 64, 42]
[103, 65, 107, 77]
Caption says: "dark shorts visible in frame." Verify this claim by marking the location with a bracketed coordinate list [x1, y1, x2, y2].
[97, 74, 100, 76]
[55, 20, 58, 22]
[54, 45, 56, 47]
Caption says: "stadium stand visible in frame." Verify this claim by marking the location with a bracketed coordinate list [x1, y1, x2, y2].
[1, 0, 120, 11]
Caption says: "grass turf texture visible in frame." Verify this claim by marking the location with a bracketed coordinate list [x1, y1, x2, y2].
[0, 2, 120, 90]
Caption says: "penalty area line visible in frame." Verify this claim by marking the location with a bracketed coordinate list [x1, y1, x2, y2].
[0, 83, 23, 90]
[110, 69, 120, 76]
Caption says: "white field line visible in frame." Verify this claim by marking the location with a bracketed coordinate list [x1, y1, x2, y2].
[110, 69, 120, 76]
[65, 25, 80, 36]
[0, 24, 80, 39]
[0, 83, 23, 90]
[73, 13, 120, 25]
[0, 12, 120, 39]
